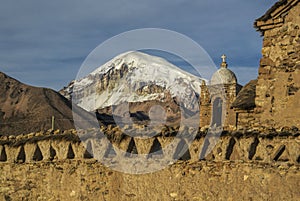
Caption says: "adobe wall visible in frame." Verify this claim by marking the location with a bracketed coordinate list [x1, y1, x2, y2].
[0, 159, 299, 201]
[1, 130, 299, 164]
[0, 130, 299, 200]
[255, 3, 300, 130]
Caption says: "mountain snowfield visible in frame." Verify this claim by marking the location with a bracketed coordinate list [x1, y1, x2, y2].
[64, 51, 203, 112]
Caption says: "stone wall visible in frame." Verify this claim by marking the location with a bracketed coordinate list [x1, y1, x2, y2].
[235, 109, 256, 131]
[200, 82, 238, 131]
[254, 2, 300, 130]
[199, 82, 212, 128]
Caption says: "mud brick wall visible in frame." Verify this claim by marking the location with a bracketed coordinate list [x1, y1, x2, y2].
[0, 131, 299, 166]
[0, 130, 299, 200]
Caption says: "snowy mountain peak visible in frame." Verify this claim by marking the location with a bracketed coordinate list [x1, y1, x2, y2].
[91, 51, 194, 76]
[62, 51, 202, 112]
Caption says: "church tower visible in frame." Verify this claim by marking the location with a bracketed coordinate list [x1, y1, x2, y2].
[200, 55, 239, 131]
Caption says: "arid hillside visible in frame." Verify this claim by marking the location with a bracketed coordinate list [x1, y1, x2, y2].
[0, 72, 95, 136]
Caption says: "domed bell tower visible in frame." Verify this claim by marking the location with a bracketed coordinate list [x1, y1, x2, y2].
[200, 55, 239, 131]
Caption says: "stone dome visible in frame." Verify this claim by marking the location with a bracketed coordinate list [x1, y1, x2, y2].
[210, 55, 237, 85]
[211, 68, 237, 85]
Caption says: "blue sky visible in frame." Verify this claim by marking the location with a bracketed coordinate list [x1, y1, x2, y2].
[0, 0, 276, 90]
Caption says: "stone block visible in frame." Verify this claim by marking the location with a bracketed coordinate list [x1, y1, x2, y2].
[260, 57, 274, 67]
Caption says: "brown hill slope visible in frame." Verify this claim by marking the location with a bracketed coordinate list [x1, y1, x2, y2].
[0, 72, 97, 136]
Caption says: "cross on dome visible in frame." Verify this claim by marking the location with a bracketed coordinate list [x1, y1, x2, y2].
[220, 54, 228, 68]
[221, 54, 227, 63]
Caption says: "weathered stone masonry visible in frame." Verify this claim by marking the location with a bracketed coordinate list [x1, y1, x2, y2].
[254, 0, 300, 130]
[200, 0, 300, 132]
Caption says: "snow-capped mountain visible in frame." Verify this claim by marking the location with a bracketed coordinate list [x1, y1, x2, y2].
[61, 51, 203, 112]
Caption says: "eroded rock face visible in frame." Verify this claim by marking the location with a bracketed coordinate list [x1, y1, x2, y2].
[254, 2, 300, 130]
